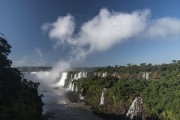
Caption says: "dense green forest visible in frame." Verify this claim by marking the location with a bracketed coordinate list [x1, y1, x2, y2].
[70, 62, 180, 120]
[1, 34, 179, 120]
[0, 36, 45, 120]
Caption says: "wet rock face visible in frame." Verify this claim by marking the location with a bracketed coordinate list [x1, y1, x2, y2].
[126, 97, 143, 120]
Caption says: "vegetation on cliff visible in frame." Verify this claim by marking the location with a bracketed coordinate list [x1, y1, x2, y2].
[0, 36, 45, 120]
[74, 63, 180, 120]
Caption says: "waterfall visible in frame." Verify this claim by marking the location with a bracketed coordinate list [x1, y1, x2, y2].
[67, 72, 87, 90]
[126, 97, 143, 120]
[77, 72, 87, 79]
[71, 82, 74, 91]
[79, 88, 85, 100]
[102, 72, 107, 77]
[82, 72, 87, 78]
[75, 83, 78, 92]
[68, 79, 72, 90]
[77, 72, 82, 79]
[56, 72, 68, 87]
[100, 88, 106, 105]
[100, 91, 104, 105]
[71, 82, 78, 92]
[98, 72, 101, 77]
[74, 73, 78, 80]
[67, 73, 73, 90]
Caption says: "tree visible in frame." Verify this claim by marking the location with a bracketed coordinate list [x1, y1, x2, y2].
[0, 35, 12, 68]
[172, 60, 177, 64]
[0, 35, 45, 120]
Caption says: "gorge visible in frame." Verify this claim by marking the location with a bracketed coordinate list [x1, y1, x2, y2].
[19, 63, 180, 120]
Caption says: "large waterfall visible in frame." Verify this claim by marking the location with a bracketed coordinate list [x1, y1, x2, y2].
[56, 72, 68, 87]
[126, 97, 143, 120]
[67, 72, 87, 90]
[21, 70, 103, 120]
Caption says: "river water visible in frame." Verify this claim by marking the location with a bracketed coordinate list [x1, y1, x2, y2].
[43, 88, 104, 120]
[23, 72, 104, 120]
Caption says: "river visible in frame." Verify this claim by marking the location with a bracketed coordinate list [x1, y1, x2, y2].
[42, 88, 104, 120]
[23, 72, 104, 120]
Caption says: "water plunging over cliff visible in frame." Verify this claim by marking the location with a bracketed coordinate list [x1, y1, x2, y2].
[56, 72, 68, 87]
[22, 71, 103, 120]
[126, 97, 143, 120]
[100, 88, 106, 105]
[67, 72, 87, 90]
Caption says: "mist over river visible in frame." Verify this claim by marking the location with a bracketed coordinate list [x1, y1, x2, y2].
[23, 72, 103, 120]
[44, 88, 103, 120]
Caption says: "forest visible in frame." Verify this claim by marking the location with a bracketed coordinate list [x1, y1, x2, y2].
[0, 36, 46, 120]
[1, 35, 179, 120]
[68, 62, 180, 120]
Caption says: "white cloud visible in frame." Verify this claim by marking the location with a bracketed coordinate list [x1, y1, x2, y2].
[41, 15, 75, 46]
[42, 8, 151, 60]
[78, 9, 149, 52]
[43, 8, 180, 55]
[146, 17, 180, 39]
[38, 8, 180, 83]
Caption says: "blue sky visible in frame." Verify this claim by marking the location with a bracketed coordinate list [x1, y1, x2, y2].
[0, 0, 180, 67]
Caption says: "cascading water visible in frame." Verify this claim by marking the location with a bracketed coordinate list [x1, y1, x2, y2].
[79, 88, 85, 101]
[100, 88, 106, 105]
[77, 72, 82, 79]
[75, 83, 78, 92]
[68, 79, 72, 90]
[98, 72, 101, 77]
[22, 70, 103, 120]
[70, 82, 78, 92]
[67, 72, 87, 91]
[126, 97, 143, 120]
[74, 73, 78, 80]
[67, 73, 73, 90]
[56, 72, 68, 87]
[102, 72, 107, 77]
[100, 91, 104, 105]
[77, 72, 87, 79]
[71, 82, 75, 91]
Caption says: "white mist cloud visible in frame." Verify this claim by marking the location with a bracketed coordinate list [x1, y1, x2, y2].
[39, 8, 180, 84]
[146, 17, 180, 39]
[44, 8, 180, 55]
[41, 15, 75, 47]
[78, 9, 149, 52]
[42, 9, 150, 60]
[35, 61, 71, 84]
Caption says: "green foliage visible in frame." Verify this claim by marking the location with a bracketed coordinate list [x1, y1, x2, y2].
[0, 36, 12, 68]
[0, 36, 45, 120]
[76, 62, 180, 120]
[65, 91, 80, 103]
